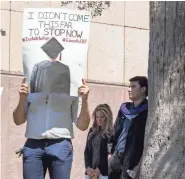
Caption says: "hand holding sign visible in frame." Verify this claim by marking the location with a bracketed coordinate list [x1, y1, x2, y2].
[19, 77, 29, 101]
[78, 79, 89, 101]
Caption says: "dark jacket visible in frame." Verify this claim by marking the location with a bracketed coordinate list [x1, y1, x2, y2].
[111, 99, 148, 170]
[84, 128, 110, 176]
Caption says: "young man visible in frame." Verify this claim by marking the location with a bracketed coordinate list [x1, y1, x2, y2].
[108, 76, 148, 179]
[13, 77, 90, 179]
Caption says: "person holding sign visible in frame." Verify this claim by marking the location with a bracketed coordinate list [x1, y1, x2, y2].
[13, 77, 90, 179]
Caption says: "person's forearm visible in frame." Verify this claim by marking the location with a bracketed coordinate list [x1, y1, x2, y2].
[13, 98, 26, 125]
[84, 143, 92, 169]
[77, 99, 90, 131]
[85, 158, 92, 170]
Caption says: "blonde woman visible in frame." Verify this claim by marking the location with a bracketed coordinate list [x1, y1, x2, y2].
[84, 104, 113, 179]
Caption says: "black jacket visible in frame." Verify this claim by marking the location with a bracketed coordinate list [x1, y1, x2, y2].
[111, 99, 148, 170]
[84, 128, 110, 176]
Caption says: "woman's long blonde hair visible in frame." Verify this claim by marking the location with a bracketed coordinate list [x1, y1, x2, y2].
[88, 104, 113, 139]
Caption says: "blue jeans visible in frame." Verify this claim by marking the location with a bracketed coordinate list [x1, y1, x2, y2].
[22, 138, 73, 179]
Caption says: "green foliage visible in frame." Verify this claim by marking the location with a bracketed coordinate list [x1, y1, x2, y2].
[61, 1, 111, 17]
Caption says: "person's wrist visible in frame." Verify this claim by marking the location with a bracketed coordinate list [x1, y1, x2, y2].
[82, 97, 88, 102]
[19, 96, 27, 103]
[82, 93, 89, 102]
[86, 167, 91, 171]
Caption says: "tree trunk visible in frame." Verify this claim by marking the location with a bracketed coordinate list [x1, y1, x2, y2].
[139, 2, 185, 179]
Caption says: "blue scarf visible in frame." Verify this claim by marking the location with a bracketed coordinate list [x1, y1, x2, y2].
[120, 102, 148, 120]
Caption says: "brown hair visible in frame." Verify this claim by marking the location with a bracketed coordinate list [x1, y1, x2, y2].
[88, 104, 113, 139]
[129, 76, 148, 97]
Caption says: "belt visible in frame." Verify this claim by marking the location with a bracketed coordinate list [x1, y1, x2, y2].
[15, 138, 72, 157]
[29, 138, 72, 145]
[38, 138, 71, 142]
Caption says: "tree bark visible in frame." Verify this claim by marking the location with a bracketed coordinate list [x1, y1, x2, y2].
[139, 2, 185, 179]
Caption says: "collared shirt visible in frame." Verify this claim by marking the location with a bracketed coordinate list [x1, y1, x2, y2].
[24, 93, 82, 139]
[115, 104, 137, 152]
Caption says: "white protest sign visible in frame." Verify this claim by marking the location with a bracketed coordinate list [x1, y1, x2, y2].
[22, 8, 91, 96]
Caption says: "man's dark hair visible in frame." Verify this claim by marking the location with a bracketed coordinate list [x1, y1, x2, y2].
[129, 76, 148, 97]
